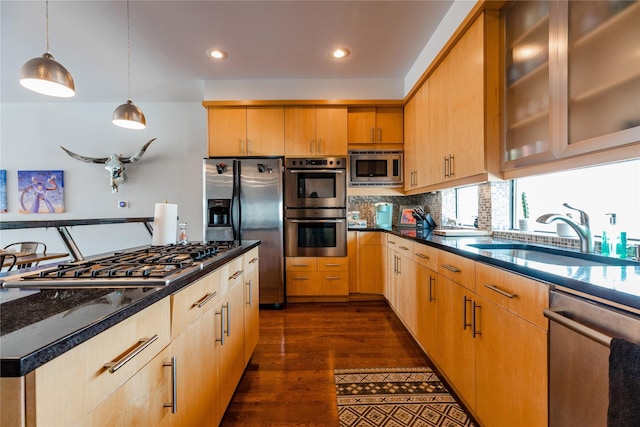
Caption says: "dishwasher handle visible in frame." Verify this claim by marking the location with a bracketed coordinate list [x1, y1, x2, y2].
[544, 308, 612, 348]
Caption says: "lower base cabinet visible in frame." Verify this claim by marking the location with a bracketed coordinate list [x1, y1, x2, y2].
[78, 346, 174, 427]
[382, 234, 549, 426]
[6, 249, 259, 427]
[286, 257, 348, 300]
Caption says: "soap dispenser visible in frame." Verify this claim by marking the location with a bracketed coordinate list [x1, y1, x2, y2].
[602, 213, 616, 256]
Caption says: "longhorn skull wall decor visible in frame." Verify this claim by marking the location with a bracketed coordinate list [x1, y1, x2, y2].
[60, 138, 156, 193]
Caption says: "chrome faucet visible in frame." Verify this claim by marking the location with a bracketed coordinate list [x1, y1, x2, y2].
[536, 203, 594, 253]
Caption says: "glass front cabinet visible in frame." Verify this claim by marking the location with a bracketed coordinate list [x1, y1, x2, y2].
[503, 1, 640, 170]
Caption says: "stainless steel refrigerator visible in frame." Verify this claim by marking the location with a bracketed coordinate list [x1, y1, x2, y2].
[203, 157, 284, 307]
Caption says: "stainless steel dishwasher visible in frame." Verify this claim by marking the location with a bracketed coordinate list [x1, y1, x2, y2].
[544, 289, 640, 427]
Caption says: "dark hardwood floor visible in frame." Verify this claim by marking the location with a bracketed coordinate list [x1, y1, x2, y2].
[220, 301, 433, 426]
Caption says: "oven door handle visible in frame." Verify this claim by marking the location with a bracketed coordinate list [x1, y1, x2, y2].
[287, 169, 344, 174]
[289, 219, 344, 223]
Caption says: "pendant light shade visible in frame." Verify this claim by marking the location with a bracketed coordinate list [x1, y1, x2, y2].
[113, 99, 146, 130]
[113, 0, 146, 129]
[20, 1, 75, 97]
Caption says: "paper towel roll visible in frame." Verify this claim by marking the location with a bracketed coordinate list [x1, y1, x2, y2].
[151, 203, 178, 246]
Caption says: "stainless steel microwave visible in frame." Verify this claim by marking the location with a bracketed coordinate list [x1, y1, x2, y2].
[348, 150, 403, 187]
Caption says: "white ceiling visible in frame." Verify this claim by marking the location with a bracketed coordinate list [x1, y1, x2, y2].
[1, 0, 459, 103]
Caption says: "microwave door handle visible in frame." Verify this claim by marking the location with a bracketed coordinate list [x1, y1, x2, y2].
[289, 219, 344, 223]
[288, 169, 343, 174]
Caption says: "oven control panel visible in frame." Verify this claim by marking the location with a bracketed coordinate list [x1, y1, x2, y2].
[285, 158, 346, 169]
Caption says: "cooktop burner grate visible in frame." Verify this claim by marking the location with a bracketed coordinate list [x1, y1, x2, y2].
[3, 242, 230, 288]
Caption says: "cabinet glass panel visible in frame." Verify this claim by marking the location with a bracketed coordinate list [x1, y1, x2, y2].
[504, 1, 552, 163]
[567, 1, 640, 144]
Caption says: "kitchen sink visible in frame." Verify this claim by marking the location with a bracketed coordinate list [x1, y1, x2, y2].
[468, 243, 639, 267]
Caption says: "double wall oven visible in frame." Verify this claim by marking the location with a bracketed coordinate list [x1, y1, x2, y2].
[284, 157, 347, 257]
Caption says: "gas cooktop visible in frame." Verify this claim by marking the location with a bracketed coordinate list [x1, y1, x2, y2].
[1, 242, 236, 289]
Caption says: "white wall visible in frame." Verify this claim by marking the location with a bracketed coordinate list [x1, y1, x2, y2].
[0, 102, 207, 257]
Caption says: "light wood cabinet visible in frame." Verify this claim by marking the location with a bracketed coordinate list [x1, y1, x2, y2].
[78, 346, 173, 427]
[285, 106, 348, 156]
[26, 298, 171, 426]
[348, 107, 403, 145]
[474, 263, 549, 427]
[404, 84, 432, 190]
[502, 1, 640, 171]
[169, 269, 222, 427]
[286, 256, 349, 300]
[382, 233, 549, 426]
[356, 231, 386, 295]
[218, 256, 246, 410]
[243, 247, 260, 365]
[405, 12, 500, 192]
[208, 107, 285, 156]
[436, 272, 477, 410]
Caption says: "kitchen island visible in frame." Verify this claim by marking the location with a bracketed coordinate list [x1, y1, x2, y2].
[0, 240, 260, 427]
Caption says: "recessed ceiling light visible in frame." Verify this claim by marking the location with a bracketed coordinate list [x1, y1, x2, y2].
[332, 48, 350, 59]
[207, 48, 228, 60]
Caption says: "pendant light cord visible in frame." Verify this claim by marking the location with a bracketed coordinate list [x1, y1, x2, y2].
[126, 0, 132, 100]
[45, 0, 50, 53]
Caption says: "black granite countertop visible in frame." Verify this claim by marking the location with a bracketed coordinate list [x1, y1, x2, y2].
[0, 241, 259, 377]
[352, 227, 640, 313]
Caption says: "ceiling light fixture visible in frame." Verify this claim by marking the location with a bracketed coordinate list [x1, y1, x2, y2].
[113, 0, 146, 130]
[332, 48, 350, 59]
[207, 48, 228, 60]
[19, 0, 75, 97]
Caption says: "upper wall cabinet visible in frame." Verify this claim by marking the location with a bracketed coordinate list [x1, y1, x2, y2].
[405, 11, 501, 193]
[208, 107, 285, 157]
[285, 106, 348, 156]
[503, 1, 640, 171]
[348, 107, 404, 145]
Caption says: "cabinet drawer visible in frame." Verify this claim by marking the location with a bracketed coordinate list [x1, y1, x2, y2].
[438, 250, 475, 291]
[318, 257, 348, 271]
[286, 271, 320, 295]
[171, 269, 221, 339]
[30, 298, 171, 426]
[286, 257, 317, 272]
[388, 235, 414, 257]
[413, 243, 438, 271]
[476, 263, 549, 330]
[358, 231, 385, 245]
[221, 256, 245, 295]
[287, 271, 348, 296]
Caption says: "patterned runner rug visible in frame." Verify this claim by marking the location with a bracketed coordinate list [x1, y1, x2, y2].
[334, 367, 476, 427]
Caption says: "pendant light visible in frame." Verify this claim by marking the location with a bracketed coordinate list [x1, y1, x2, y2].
[20, 0, 75, 98]
[113, 0, 146, 130]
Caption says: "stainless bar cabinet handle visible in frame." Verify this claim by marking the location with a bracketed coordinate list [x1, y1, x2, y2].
[441, 264, 461, 273]
[104, 334, 159, 373]
[428, 276, 435, 302]
[249, 257, 259, 264]
[163, 356, 177, 413]
[543, 308, 612, 348]
[463, 296, 472, 330]
[193, 291, 217, 308]
[399, 246, 410, 251]
[325, 276, 341, 280]
[293, 264, 310, 267]
[229, 269, 244, 280]
[246, 279, 252, 305]
[449, 155, 455, 177]
[294, 276, 310, 280]
[224, 303, 230, 337]
[415, 253, 429, 260]
[370, 127, 375, 142]
[324, 263, 341, 267]
[444, 156, 449, 178]
[472, 301, 481, 338]
[483, 284, 517, 299]
[215, 308, 225, 345]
